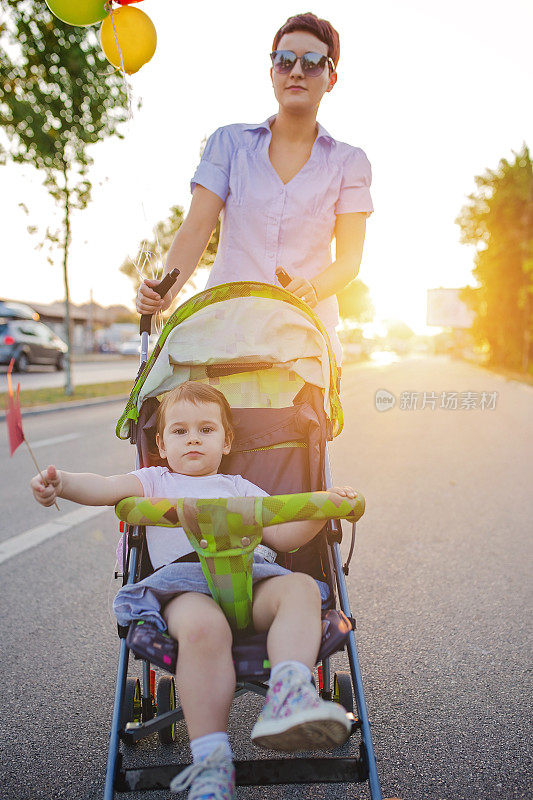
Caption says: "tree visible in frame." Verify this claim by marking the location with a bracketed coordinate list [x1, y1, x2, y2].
[385, 320, 415, 340]
[337, 278, 374, 324]
[120, 205, 220, 302]
[456, 145, 533, 371]
[121, 133, 220, 311]
[0, 1, 129, 393]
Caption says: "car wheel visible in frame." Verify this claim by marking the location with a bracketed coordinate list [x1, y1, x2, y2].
[55, 354, 65, 371]
[15, 352, 29, 373]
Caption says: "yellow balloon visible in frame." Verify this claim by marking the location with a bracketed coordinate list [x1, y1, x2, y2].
[100, 7, 157, 75]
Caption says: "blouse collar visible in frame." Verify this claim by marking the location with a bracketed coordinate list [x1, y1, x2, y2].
[243, 116, 335, 145]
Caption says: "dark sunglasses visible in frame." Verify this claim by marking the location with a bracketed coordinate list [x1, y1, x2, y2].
[270, 50, 335, 77]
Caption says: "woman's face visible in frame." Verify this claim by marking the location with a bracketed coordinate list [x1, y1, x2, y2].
[271, 30, 336, 115]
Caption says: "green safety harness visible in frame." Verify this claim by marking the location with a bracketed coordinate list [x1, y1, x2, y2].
[115, 491, 365, 631]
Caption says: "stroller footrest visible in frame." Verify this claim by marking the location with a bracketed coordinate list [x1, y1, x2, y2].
[235, 756, 368, 786]
[116, 756, 368, 791]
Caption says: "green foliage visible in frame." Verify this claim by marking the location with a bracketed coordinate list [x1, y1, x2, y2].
[0, 0, 129, 392]
[0, 0, 128, 237]
[120, 135, 220, 305]
[120, 204, 220, 300]
[0, 1, 127, 174]
[456, 144, 533, 371]
[337, 278, 374, 323]
[385, 320, 415, 340]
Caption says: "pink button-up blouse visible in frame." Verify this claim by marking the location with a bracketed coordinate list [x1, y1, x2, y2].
[191, 116, 373, 360]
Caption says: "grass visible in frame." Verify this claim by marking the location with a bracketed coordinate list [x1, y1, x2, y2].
[3, 358, 530, 412]
[1, 380, 132, 410]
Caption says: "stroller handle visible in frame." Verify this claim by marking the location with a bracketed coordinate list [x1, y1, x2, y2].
[115, 491, 365, 631]
[139, 268, 180, 335]
[115, 491, 366, 530]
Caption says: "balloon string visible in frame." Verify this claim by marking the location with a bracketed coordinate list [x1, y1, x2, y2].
[103, 10, 164, 335]
[107, 2, 134, 120]
[129, 229, 164, 336]
[148, 206, 164, 335]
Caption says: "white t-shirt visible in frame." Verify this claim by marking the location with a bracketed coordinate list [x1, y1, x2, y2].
[130, 466, 269, 569]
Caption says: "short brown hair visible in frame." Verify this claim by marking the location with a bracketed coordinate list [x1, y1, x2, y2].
[272, 12, 340, 68]
[156, 382, 234, 444]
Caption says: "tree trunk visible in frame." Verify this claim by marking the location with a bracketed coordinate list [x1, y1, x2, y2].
[522, 292, 531, 373]
[62, 161, 73, 396]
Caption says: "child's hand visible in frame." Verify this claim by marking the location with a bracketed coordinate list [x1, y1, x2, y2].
[329, 486, 357, 500]
[31, 465, 62, 507]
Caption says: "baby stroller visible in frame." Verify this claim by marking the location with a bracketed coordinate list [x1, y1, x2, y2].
[104, 278, 384, 799]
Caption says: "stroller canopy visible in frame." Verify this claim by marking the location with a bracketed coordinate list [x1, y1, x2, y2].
[116, 282, 343, 439]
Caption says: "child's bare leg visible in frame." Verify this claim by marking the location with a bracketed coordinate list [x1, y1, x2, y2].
[251, 573, 351, 752]
[252, 573, 322, 670]
[163, 591, 235, 740]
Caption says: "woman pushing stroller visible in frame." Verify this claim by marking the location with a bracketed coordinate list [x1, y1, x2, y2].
[31, 381, 357, 799]
[136, 12, 373, 367]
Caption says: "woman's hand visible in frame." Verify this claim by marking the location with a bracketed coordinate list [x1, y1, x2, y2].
[31, 465, 62, 507]
[328, 486, 357, 500]
[283, 274, 319, 308]
[136, 278, 172, 315]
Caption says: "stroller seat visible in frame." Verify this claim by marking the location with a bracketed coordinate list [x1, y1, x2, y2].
[125, 607, 354, 679]
[117, 488, 364, 677]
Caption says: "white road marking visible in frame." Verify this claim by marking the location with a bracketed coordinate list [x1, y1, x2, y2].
[0, 506, 107, 566]
[31, 432, 81, 449]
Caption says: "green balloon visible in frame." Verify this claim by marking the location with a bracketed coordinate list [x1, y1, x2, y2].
[45, 0, 109, 27]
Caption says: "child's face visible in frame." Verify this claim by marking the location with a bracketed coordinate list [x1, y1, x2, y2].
[156, 399, 231, 476]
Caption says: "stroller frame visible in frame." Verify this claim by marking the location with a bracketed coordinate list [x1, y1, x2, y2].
[104, 521, 382, 799]
[103, 283, 384, 799]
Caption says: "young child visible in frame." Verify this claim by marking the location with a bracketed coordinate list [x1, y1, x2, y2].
[31, 382, 357, 800]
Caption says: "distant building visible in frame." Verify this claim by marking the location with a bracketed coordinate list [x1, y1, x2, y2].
[426, 288, 486, 363]
[426, 288, 474, 329]
[2, 298, 133, 353]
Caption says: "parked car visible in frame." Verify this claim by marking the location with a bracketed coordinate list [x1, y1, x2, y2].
[118, 338, 141, 356]
[0, 317, 68, 372]
[118, 334, 158, 356]
[0, 299, 37, 320]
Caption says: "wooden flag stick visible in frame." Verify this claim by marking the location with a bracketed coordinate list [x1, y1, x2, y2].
[24, 438, 60, 512]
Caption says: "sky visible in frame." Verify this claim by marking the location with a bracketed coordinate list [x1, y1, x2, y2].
[1, 0, 531, 334]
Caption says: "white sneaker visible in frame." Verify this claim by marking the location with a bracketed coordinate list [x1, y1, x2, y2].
[251, 665, 351, 752]
[169, 745, 235, 799]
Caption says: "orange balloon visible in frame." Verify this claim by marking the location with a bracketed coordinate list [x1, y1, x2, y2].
[100, 7, 157, 75]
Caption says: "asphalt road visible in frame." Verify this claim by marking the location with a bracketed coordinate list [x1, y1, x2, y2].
[0, 357, 138, 391]
[0, 356, 531, 800]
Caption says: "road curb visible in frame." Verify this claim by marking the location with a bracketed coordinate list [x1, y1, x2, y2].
[0, 394, 129, 421]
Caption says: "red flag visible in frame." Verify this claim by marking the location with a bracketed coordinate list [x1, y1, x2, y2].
[6, 358, 24, 455]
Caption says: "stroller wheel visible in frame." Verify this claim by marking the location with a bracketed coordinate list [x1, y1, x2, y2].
[157, 676, 177, 744]
[333, 671, 354, 713]
[121, 677, 142, 745]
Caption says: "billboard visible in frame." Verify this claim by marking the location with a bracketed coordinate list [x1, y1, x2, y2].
[426, 288, 474, 329]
